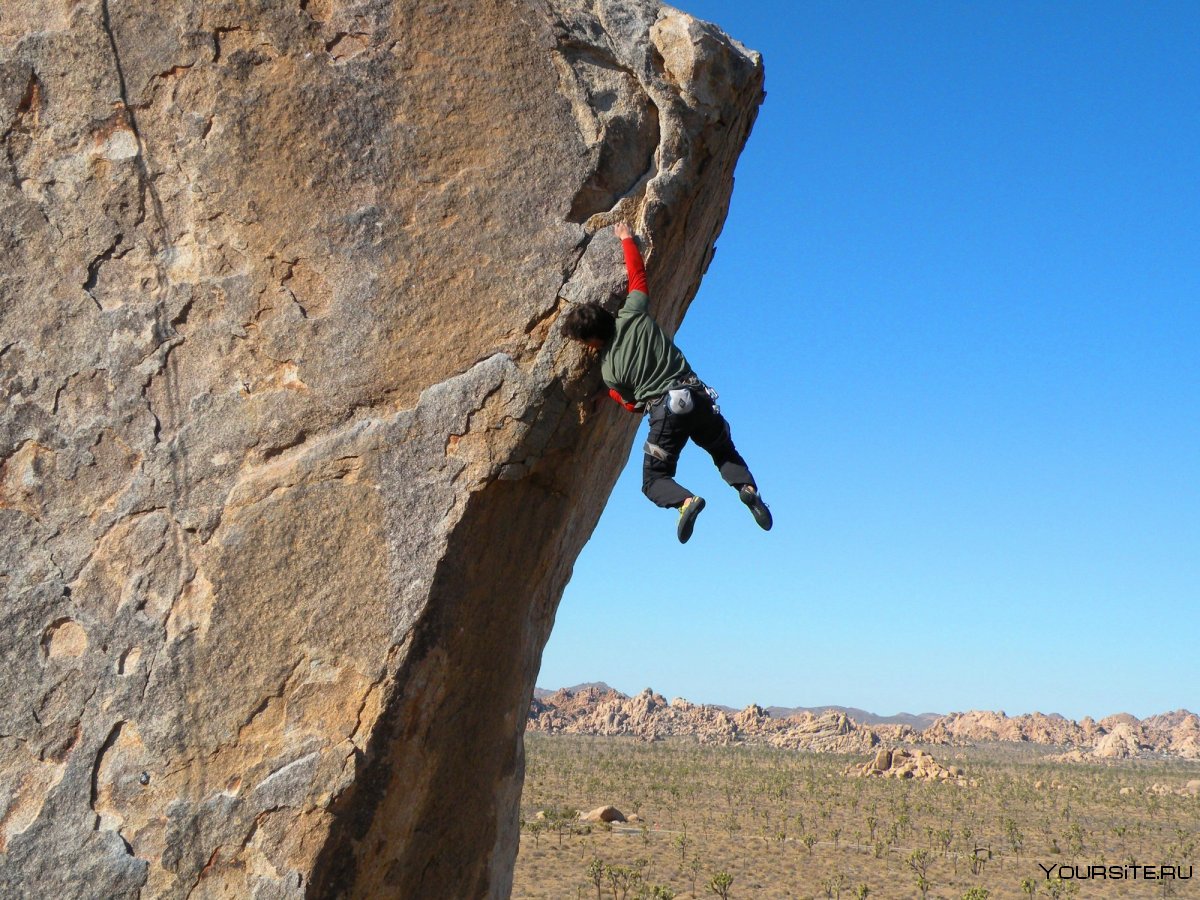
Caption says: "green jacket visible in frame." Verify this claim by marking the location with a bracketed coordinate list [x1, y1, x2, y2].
[600, 290, 695, 404]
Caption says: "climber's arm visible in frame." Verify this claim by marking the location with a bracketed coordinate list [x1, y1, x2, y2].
[607, 387, 639, 413]
[584, 384, 638, 414]
[614, 222, 648, 305]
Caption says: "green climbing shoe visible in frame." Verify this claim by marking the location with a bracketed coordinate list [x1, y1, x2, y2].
[738, 485, 773, 531]
[676, 495, 706, 544]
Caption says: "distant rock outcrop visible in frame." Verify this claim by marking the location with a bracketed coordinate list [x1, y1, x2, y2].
[924, 709, 1200, 759]
[921, 710, 1103, 747]
[845, 747, 968, 784]
[528, 687, 912, 751]
[1151, 779, 1200, 798]
[1141, 710, 1200, 759]
[580, 805, 627, 824]
[532, 690, 1200, 761]
[0, 2, 763, 897]
[1093, 722, 1144, 759]
[766, 705, 941, 731]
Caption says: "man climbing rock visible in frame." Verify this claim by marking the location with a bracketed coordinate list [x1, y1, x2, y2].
[562, 222, 772, 543]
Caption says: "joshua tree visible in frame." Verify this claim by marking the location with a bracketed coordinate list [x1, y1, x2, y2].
[907, 849, 932, 900]
[825, 870, 849, 899]
[585, 858, 605, 900]
[1065, 822, 1086, 855]
[936, 828, 954, 859]
[605, 863, 642, 900]
[723, 811, 741, 839]
[525, 817, 547, 848]
[969, 844, 992, 876]
[541, 806, 580, 847]
[854, 885, 870, 900]
[707, 870, 734, 900]
[673, 832, 691, 866]
[1021, 876, 1038, 897]
[1173, 826, 1195, 859]
[1004, 817, 1024, 857]
[686, 858, 702, 897]
[962, 888, 990, 900]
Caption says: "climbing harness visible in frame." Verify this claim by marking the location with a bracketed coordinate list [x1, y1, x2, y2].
[648, 376, 720, 417]
[644, 441, 672, 462]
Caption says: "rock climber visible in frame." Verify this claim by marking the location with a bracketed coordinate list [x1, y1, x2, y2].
[561, 222, 772, 544]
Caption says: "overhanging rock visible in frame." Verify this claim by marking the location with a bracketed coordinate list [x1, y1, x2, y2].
[0, 1, 763, 896]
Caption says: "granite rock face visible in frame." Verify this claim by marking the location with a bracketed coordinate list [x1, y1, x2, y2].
[0, 1, 763, 897]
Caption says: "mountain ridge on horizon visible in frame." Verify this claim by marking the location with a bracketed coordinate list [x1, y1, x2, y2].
[532, 682, 1193, 732]
[529, 684, 1200, 760]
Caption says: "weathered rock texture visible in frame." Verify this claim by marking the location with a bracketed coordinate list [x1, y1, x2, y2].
[0, 1, 763, 897]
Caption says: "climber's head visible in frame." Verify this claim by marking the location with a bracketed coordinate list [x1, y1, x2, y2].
[561, 302, 615, 350]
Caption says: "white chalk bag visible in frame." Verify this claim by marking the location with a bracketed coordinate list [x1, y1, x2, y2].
[666, 387, 695, 415]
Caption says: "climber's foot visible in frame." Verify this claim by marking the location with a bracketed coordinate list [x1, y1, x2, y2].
[738, 485, 773, 531]
[676, 495, 705, 544]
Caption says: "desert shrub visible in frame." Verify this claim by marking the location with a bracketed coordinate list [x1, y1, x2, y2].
[1045, 877, 1079, 899]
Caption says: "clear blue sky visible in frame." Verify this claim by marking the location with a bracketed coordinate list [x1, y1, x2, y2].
[538, 1, 1199, 720]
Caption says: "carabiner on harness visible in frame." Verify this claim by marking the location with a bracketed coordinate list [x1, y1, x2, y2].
[704, 383, 720, 415]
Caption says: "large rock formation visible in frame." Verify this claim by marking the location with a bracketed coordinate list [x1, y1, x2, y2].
[845, 747, 968, 784]
[531, 689, 1200, 761]
[922, 709, 1200, 759]
[921, 710, 1104, 748]
[0, 1, 763, 897]
[528, 686, 913, 751]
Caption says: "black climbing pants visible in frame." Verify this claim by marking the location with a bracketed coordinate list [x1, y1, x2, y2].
[641, 386, 755, 509]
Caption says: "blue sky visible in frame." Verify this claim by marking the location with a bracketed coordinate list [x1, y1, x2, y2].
[538, 1, 1199, 720]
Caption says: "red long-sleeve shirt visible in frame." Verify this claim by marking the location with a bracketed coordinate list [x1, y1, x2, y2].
[607, 237, 650, 411]
[622, 236, 648, 294]
[602, 236, 694, 411]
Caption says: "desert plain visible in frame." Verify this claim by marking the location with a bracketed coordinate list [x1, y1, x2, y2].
[514, 707, 1199, 899]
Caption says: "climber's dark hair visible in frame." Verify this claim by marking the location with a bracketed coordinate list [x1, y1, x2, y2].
[561, 302, 616, 344]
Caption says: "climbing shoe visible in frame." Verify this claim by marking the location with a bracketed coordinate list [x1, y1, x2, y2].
[739, 485, 773, 531]
[676, 495, 706, 544]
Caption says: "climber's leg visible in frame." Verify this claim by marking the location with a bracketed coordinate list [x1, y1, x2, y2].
[642, 402, 693, 509]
